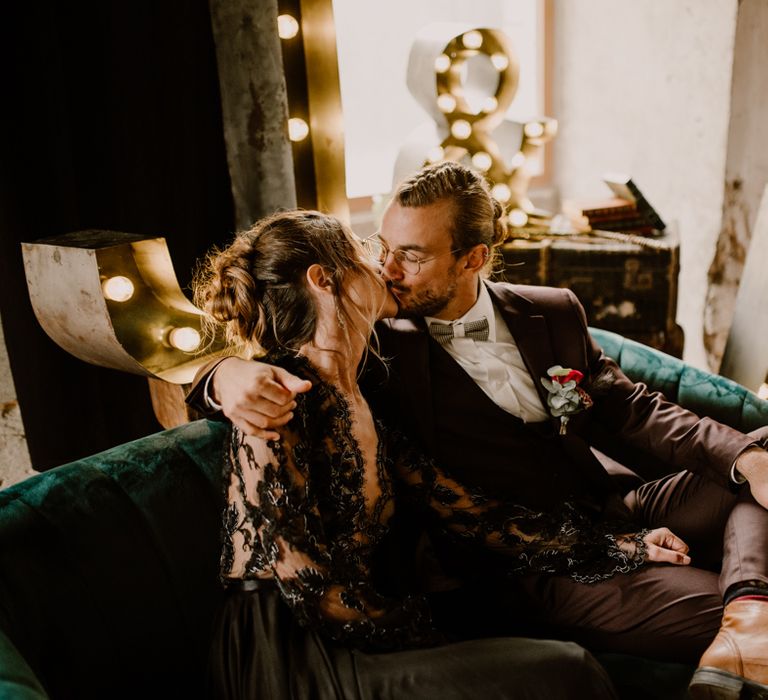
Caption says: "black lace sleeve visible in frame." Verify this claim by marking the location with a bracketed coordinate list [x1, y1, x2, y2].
[385, 427, 649, 583]
[226, 419, 433, 650]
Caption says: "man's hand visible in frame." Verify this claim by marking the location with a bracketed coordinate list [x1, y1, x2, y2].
[618, 527, 691, 565]
[210, 358, 312, 439]
[735, 446, 768, 510]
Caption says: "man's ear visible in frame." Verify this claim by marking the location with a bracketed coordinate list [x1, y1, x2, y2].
[306, 264, 334, 295]
[463, 244, 489, 273]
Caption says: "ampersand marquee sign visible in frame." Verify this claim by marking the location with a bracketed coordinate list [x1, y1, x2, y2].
[394, 23, 557, 229]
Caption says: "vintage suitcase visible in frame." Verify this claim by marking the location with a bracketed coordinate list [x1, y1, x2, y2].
[497, 229, 684, 357]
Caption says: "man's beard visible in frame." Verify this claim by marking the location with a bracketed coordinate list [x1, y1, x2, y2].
[388, 277, 458, 319]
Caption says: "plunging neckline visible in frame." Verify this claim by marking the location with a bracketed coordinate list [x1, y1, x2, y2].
[274, 351, 394, 529]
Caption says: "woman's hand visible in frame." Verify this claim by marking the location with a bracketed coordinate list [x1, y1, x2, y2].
[643, 527, 691, 565]
[618, 527, 691, 565]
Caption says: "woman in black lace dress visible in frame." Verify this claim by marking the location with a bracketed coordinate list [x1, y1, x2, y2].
[195, 210, 684, 699]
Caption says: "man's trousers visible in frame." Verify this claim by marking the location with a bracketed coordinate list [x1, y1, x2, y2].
[515, 427, 768, 662]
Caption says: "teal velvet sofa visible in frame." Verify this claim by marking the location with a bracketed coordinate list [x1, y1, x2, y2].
[1, 329, 766, 699]
[0, 418, 227, 700]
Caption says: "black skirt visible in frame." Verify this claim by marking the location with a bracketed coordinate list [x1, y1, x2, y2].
[207, 582, 617, 700]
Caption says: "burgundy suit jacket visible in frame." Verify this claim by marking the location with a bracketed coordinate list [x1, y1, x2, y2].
[365, 281, 754, 492]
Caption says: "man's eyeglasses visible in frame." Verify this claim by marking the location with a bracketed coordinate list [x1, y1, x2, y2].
[363, 236, 464, 275]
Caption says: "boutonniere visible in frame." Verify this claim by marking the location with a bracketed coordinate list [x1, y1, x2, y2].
[540, 365, 594, 435]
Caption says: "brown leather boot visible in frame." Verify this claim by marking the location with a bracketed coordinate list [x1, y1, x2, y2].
[689, 599, 768, 699]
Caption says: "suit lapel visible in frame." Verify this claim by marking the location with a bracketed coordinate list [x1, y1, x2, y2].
[486, 281, 614, 499]
[486, 282, 560, 431]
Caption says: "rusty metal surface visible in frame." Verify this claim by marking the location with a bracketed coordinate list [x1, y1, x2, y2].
[22, 231, 226, 384]
[720, 185, 768, 392]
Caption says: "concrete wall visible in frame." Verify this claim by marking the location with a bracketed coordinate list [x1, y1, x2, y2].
[0, 314, 33, 488]
[551, 0, 739, 369]
[705, 0, 768, 372]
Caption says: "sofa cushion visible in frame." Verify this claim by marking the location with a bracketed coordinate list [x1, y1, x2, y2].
[0, 419, 227, 699]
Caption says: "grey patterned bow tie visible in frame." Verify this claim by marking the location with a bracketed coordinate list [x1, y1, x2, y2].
[428, 318, 490, 345]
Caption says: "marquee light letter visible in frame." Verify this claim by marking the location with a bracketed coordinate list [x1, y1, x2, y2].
[394, 23, 557, 228]
[22, 230, 225, 385]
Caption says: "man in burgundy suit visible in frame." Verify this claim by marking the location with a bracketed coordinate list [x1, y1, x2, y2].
[188, 163, 768, 699]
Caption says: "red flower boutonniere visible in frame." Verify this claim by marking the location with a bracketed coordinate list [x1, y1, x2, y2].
[540, 365, 594, 435]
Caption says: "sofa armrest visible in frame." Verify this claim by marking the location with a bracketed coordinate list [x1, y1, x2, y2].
[589, 327, 768, 434]
[0, 628, 48, 700]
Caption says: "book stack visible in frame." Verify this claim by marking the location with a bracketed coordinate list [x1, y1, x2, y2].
[563, 174, 666, 236]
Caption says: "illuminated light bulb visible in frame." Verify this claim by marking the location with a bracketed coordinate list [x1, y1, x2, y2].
[491, 183, 512, 203]
[288, 117, 309, 142]
[168, 326, 202, 352]
[490, 53, 509, 71]
[450, 119, 472, 140]
[508, 208, 529, 227]
[462, 31, 483, 50]
[510, 151, 526, 169]
[471, 151, 493, 172]
[436, 94, 457, 113]
[277, 14, 299, 39]
[482, 96, 498, 113]
[524, 122, 545, 138]
[434, 54, 451, 73]
[426, 146, 445, 163]
[102, 276, 135, 302]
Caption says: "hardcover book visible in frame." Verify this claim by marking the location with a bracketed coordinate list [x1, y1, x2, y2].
[602, 173, 666, 231]
[563, 197, 636, 219]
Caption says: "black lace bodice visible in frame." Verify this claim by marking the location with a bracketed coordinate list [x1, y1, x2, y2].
[219, 353, 647, 650]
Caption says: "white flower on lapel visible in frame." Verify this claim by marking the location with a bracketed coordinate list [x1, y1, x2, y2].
[540, 365, 594, 435]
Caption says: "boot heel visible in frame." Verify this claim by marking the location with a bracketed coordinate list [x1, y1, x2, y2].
[689, 667, 744, 700]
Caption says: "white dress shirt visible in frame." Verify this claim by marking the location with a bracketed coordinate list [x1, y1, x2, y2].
[425, 284, 549, 423]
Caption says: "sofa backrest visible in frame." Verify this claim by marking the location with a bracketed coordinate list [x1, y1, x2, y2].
[0, 419, 228, 699]
[590, 327, 768, 433]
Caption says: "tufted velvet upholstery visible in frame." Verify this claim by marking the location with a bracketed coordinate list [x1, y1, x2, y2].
[0, 333, 766, 699]
[0, 419, 227, 699]
[590, 328, 768, 433]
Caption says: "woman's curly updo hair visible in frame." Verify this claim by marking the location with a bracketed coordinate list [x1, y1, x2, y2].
[195, 209, 372, 355]
[394, 161, 508, 274]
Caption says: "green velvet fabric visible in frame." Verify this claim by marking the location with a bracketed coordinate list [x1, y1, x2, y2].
[0, 335, 765, 699]
[590, 327, 768, 433]
[0, 630, 47, 700]
[0, 419, 227, 699]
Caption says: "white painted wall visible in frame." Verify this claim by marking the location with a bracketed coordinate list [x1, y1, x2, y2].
[551, 0, 739, 368]
[0, 315, 34, 489]
[333, 0, 544, 198]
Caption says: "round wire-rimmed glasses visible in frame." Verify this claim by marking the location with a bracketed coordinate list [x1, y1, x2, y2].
[363, 236, 465, 275]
